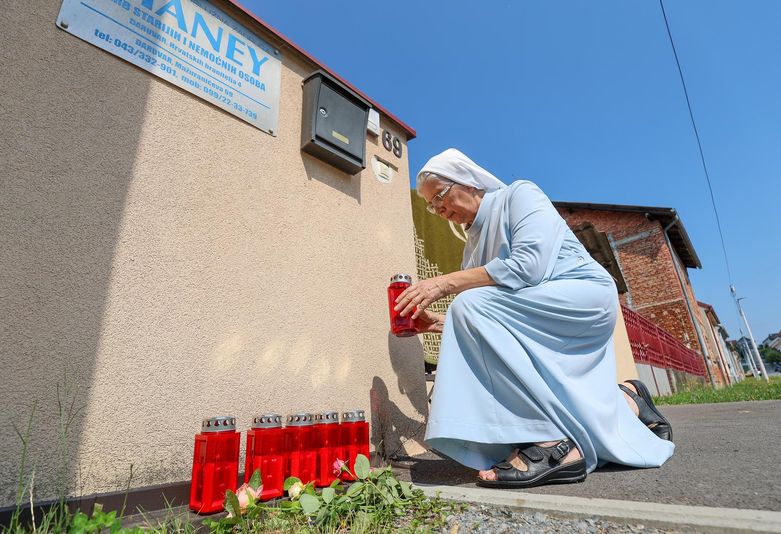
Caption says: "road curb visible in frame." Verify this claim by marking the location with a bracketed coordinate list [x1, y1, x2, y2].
[417, 484, 781, 533]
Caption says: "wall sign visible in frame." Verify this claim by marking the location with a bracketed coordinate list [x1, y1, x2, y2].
[56, 0, 281, 134]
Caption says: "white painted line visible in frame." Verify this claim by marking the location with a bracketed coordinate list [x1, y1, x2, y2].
[418, 484, 781, 533]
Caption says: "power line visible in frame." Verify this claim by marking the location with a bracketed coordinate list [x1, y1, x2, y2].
[658, 2, 769, 382]
[658, 0, 733, 285]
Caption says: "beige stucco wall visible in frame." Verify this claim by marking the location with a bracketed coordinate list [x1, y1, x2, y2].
[613, 304, 639, 383]
[0, 1, 427, 507]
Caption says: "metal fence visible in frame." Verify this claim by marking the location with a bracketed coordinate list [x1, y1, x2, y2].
[622, 304, 706, 378]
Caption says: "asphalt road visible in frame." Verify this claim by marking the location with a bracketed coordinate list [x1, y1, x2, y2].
[393, 400, 781, 511]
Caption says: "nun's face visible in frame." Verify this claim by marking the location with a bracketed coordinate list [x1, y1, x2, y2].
[420, 180, 484, 225]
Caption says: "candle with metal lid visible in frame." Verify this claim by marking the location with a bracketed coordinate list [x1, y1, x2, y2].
[339, 409, 370, 480]
[388, 273, 418, 337]
[285, 412, 317, 484]
[313, 410, 342, 486]
[189, 416, 240, 514]
[244, 413, 286, 500]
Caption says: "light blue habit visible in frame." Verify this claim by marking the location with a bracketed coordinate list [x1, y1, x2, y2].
[424, 180, 675, 473]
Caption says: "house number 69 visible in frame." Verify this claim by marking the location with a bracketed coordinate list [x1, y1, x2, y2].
[382, 130, 403, 158]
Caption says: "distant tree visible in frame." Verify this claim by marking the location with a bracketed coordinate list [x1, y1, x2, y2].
[759, 346, 781, 364]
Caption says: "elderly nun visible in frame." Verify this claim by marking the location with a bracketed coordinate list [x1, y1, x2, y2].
[395, 148, 674, 488]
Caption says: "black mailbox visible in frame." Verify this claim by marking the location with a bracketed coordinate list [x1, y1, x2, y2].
[301, 70, 370, 175]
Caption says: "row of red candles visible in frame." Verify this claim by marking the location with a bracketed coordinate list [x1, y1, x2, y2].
[190, 410, 369, 514]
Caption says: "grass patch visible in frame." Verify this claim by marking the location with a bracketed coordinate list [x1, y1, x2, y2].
[654, 376, 781, 405]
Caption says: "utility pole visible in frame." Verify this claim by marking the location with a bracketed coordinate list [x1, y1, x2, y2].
[717, 324, 742, 383]
[739, 332, 758, 378]
[731, 286, 769, 383]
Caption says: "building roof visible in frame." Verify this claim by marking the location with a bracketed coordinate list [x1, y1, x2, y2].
[698, 301, 723, 327]
[554, 201, 702, 269]
[226, 0, 416, 140]
[570, 222, 628, 293]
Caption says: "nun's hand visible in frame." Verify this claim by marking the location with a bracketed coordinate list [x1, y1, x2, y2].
[394, 275, 453, 320]
[414, 310, 446, 334]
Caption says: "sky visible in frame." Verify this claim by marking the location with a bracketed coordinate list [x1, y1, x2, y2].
[243, 0, 780, 341]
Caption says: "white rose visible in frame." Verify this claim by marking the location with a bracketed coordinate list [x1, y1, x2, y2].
[288, 481, 305, 500]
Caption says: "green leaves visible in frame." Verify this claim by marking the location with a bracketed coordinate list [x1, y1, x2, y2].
[345, 481, 364, 496]
[279, 499, 300, 510]
[204, 460, 463, 532]
[283, 476, 301, 491]
[67, 511, 88, 534]
[299, 493, 321, 515]
[223, 489, 241, 520]
[354, 454, 370, 480]
[379, 486, 395, 505]
[399, 480, 414, 498]
[303, 481, 317, 496]
[248, 468, 262, 491]
[67, 503, 140, 534]
[351, 510, 374, 534]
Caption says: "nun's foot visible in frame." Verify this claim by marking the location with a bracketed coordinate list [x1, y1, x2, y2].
[621, 381, 641, 416]
[477, 439, 585, 487]
[619, 380, 673, 442]
[478, 449, 526, 481]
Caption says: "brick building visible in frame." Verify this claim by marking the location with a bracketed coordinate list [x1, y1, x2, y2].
[553, 202, 727, 387]
[699, 301, 743, 385]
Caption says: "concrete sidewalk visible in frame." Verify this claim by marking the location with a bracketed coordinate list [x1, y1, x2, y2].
[416, 485, 781, 533]
[393, 400, 781, 530]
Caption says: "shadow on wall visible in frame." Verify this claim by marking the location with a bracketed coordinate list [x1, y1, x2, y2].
[0, 2, 151, 506]
[272, 52, 365, 205]
[386, 332, 429, 418]
[368, 333, 429, 461]
[302, 154, 362, 204]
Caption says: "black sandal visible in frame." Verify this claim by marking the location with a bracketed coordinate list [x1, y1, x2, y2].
[476, 439, 587, 489]
[619, 380, 673, 442]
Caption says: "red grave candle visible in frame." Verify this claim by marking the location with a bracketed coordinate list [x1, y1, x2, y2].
[388, 274, 418, 337]
[189, 416, 240, 514]
[313, 410, 342, 487]
[339, 409, 370, 481]
[284, 412, 317, 484]
[244, 413, 286, 500]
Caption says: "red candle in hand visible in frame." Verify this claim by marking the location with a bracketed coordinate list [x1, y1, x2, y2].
[388, 274, 418, 337]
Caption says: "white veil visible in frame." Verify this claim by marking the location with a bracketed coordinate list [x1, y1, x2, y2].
[416, 148, 506, 191]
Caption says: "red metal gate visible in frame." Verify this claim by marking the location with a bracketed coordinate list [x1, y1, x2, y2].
[622, 304, 706, 378]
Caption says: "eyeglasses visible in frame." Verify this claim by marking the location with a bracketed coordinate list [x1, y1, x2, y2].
[426, 182, 455, 214]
